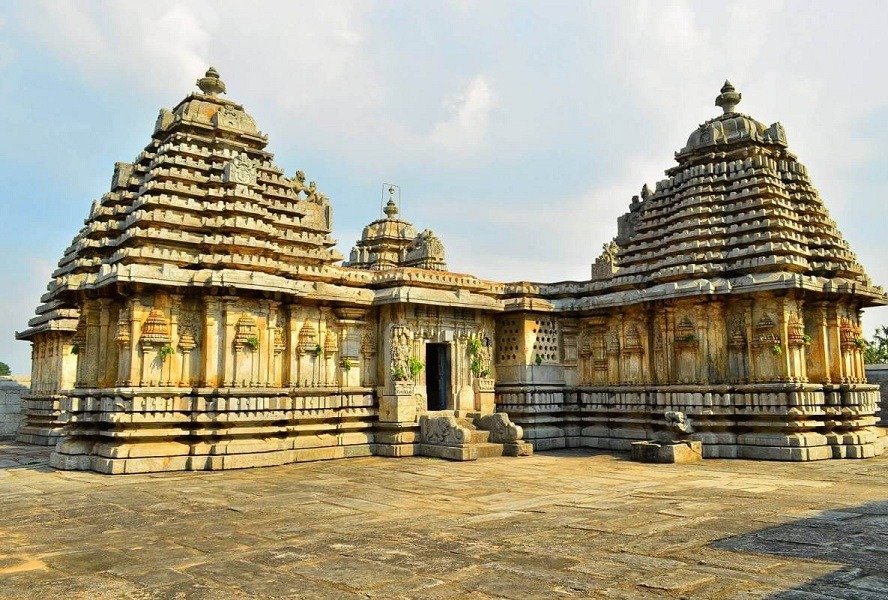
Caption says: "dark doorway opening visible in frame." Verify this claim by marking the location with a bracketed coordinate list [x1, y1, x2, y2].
[425, 343, 451, 411]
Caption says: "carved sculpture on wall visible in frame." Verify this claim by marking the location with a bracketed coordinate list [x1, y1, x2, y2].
[390, 325, 412, 382]
[665, 411, 693, 435]
[591, 239, 619, 280]
[178, 321, 197, 352]
[114, 310, 131, 348]
[623, 324, 643, 353]
[361, 329, 376, 356]
[674, 316, 697, 348]
[475, 413, 523, 443]
[420, 415, 467, 445]
[233, 314, 258, 350]
[787, 315, 806, 347]
[223, 154, 258, 188]
[213, 104, 258, 132]
[140, 309, 171, 346]
[297, 321, 319, 355]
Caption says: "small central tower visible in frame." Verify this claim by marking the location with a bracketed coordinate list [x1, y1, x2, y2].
[343, 185, 447, 271]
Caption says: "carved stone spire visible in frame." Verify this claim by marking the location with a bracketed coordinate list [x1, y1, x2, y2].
[715, 80, 741, 114]
[383, 185, 398, 219]
[196, 67, 226, 97]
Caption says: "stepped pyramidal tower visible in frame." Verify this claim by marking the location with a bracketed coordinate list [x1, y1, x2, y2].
[16, 74, 887, 472]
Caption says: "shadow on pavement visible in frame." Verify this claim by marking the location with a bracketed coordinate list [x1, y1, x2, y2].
[713, 500, 888, 599]
[0, 440, 54, 473]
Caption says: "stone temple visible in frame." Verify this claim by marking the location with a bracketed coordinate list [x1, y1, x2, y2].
[15, 70, 887, 473]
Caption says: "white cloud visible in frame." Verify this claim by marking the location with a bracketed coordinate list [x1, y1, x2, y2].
[434, 153, 664, 283]
[429, 75, 496, 153]
[7, 0, 888, 345]
[21, 1, 216, 94]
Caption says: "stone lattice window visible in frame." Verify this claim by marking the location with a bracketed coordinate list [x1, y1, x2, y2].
[497, 317, 522, 363]
[532, 318, 559, 362]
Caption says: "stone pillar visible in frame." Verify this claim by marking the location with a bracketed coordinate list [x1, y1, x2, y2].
[202, 297, 221, 387]
[854, 307, 866, 382]
[664, 305, 675, 383]
[96, 299, 111, 387]
[263, 301, 280, 386]
[167, 295, 181, 387]
[777, 298, 790, 382]
[115, 307, 131, 387]
[84, 300, 102, 388]
[31, 340, 41, 393]
[560, 319, 579, 387]
[286, 303, 300, 387]
[222, 297, 238, 387]
[261, 301, 276, 387]
[744, 299, 756, 383]
[361, 324, 377, 388]
[826, 305, 843, 383]
[127, 298, 142, 387]
[696, 304, 709, 385]
[794, 299, 808, 383]
[706, 301, 726, 383]
[179, 337, 194, 387]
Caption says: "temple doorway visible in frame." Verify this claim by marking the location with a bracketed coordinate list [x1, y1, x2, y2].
[426, 343, 451, 411]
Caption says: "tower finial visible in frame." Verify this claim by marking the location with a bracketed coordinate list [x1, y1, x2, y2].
[383, 185, 399, 218]
[715, 79, 741, 114]
[196, 67, 226, 97]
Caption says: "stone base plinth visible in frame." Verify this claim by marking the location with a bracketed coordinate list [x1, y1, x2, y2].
[631, 440, 703, 464]
[379, 393, 417, 423]
[15, 427, 64, 446]
[505, 383, 888, 462]
[373, 425, 419, 457]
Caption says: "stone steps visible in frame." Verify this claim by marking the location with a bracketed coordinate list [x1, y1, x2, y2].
[418, 411, 532, 461]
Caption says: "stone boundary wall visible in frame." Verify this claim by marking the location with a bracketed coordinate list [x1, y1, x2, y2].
[866, 364, 888, 426]
[0, 376, 29, 439]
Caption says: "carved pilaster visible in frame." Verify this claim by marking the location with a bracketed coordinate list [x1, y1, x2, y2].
[222, 297, 239, 386]
[115, 303, 132, 386]
[202, 296, 222, 387]
[286, 303, 300, 387]
[743, 299, 755, 383]
[826, 304, 843, 383]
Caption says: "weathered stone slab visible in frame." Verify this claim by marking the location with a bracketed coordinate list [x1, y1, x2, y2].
[631, 440, 703, 463]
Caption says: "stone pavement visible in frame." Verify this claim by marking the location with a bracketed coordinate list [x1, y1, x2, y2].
[2, 443, 888, 599]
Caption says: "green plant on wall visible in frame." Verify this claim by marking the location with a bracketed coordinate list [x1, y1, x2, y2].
[70, 344, 80, 356]
[771, 343, 782, 357]
[407, 355, 423, 378]
[682, 334, 697, 344]
[342, 358, 352, 372]
[468, 337, 489, 377]
[392, 365, 407, 381]
[158, 344, 174, 362]
[855, 337, 867, 350]
[314, 342, 323, 356]
[802, 333, 812, 345]
[246, 335, 259, 350]
[535, 354, 543, 366]
[470, 356, 489, 378]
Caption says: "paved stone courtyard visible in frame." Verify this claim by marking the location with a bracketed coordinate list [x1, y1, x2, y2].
[2, 443, 888, 599]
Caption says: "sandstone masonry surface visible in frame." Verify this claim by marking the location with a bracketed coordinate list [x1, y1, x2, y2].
[3, 441, 888, 599]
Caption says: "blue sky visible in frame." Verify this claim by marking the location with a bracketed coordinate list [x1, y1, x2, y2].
[1, 1, 887, 374]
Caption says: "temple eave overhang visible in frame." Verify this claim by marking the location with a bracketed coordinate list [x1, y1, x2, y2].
[500, 272, 888, 314]
[372, 285, 502, 311]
